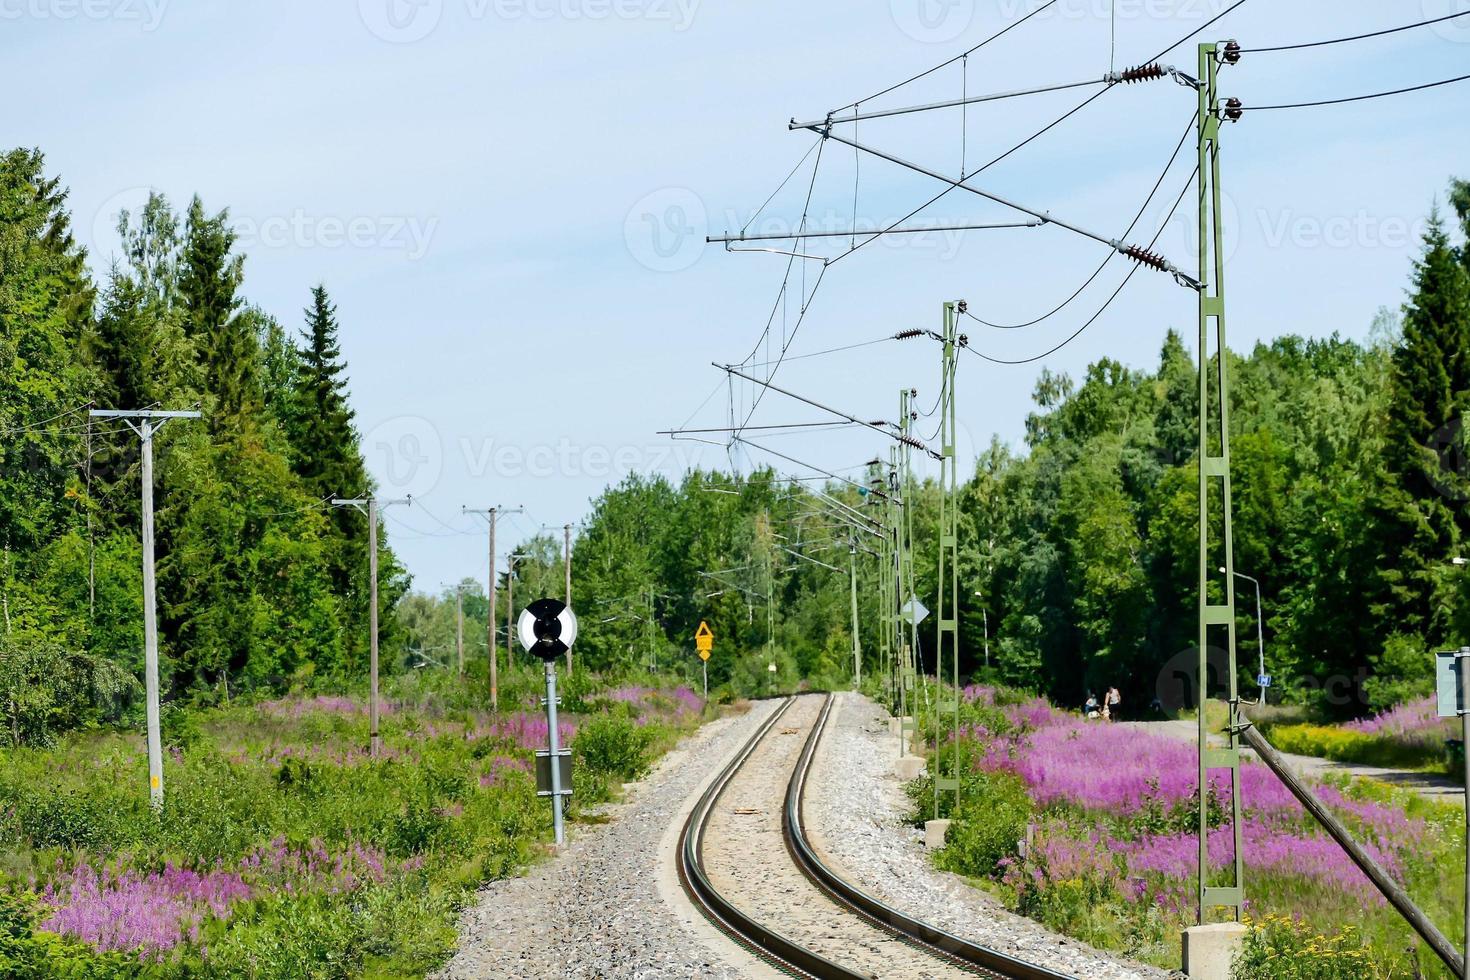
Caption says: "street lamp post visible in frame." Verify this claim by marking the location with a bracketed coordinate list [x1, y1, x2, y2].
[1221, 566, 1266, 705]
[972, 590, 990, 669]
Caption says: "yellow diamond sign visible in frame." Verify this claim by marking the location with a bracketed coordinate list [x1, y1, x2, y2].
[695, 621, 713, 655]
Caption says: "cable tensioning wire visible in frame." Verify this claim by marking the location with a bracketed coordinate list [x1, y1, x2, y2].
[1245, 74, 1470, 111]
[966, 163, 1198, 366]
[965, 110, 1196, 330]
[1241, 11, 1470, 53]
[834, 0, 1061, 114]
[741, 138, 822, 236]
[736, 137, 827, 369]
[676, 378, 727, 432]
[735, 263, 829, 436]
[740, 334, 897, 370]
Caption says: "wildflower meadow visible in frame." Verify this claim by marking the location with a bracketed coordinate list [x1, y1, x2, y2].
[912, 684, 1467, 977]
[0, 666, 709, 978]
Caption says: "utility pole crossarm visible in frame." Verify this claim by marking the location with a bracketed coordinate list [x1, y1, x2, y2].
[89, 409, 202, 420]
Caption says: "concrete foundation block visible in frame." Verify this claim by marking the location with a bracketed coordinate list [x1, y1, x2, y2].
[924, 819, 951, 849]
[895, 756, 926, 780]
[1181, 923, 1247, 980]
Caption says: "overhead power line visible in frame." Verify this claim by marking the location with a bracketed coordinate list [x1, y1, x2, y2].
[661, 420, 861, 436]
[1241, 11, 1470, 53]
[1243, 73, 1470, 111]
[793, 63, 1188, 131]
[964, 163, 1198, 366]
[711, 0, 1251, 443]
[716, 362, 941, 457]
[965, 110, 1197, 330]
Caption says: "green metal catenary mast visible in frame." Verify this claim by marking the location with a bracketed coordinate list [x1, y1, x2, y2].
[1195, 39, 1245, 924]
[933, 301, 962, 819]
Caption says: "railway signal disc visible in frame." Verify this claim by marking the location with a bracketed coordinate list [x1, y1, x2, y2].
[518, 598, 578, 662]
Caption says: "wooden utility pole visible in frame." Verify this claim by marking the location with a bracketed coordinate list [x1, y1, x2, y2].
[564, 523, 573, 675]
[332, 496, 410, 757]
[464, 506, 522, 712]
[507, 553, 526, 671]
[455, 586, 465, 675]
[90, 408, 201, 811]
[488, 511, 497, 705]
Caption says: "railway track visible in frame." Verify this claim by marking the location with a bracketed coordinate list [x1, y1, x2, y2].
[678, 693, 1074, 980]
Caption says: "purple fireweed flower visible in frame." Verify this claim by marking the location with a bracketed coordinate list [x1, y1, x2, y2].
[1346, 696, 1453, 751]
[475, 712, 575, 750]
[669, 686, 705, 716]
[479, 753, 533, 788]
[40, 863, 251, 959]
[259, 695, 397, 721]
[962, 684, 997, 705]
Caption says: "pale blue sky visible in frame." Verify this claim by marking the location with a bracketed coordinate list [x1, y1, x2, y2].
[6, 0, 1469, 590]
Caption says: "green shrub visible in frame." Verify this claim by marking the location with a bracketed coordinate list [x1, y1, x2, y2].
[1361, 633, 1433, 715]
[13, 789, 113, 851]
[1233, 914, 1385, 979]
[161, 705, 202, 749]
[574, 714, 655, 781]
[933, 771, 1034, 879]
[1268, 723, 1442, 770]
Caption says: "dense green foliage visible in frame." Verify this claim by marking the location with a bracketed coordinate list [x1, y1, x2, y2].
[6, 147, 1469, 742]
[0, 150, 404, 744]
[961, 187, 1470, 715]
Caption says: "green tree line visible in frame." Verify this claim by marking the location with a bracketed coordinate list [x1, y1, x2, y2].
[451, 180, 1470, 718]
[0, 149, 405, 743]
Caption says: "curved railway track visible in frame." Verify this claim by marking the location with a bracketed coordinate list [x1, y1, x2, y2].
[678, 693, 1074, 980]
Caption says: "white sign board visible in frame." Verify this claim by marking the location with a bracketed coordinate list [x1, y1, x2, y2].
[1437, 651, 1464, 718]
[900, 595, 929, 626]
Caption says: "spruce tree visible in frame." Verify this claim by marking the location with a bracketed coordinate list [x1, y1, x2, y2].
[1370, 210, 1470, 641]
[178, 197, 257, 422]
[293, 286, 365, 500]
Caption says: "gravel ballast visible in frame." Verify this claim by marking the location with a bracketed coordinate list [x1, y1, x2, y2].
[703, 694, 976, 979]
[435, 700, 782, 980]
[804, 692, 1172, 980]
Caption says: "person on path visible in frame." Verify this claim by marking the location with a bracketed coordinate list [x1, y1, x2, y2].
[1085, 692, 1100, 719]
[1105, 686, 1122, 722]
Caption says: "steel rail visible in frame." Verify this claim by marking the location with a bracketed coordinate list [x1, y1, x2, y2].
[784, 694, 1077, 980]
[677, 696, 864, 979]
[679, 692, 1076, 979]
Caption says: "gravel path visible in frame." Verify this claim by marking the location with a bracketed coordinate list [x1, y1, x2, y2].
[435, 700, 782, 980]
[805, 692, 1171, 980]
[704, 693, 976, 980]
